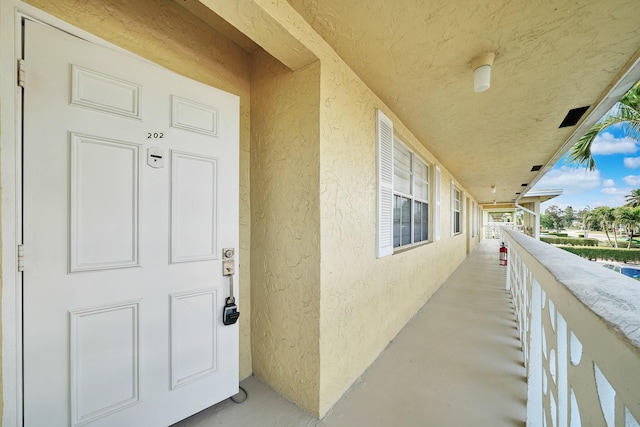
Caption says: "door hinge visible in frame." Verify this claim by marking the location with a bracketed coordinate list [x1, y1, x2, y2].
[18, 244, 24, 272]
[17, 59, 25, 87]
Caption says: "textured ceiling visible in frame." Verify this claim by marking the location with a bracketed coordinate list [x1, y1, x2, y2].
[178, 0, 640, 204]
[284, 0, 640, 204]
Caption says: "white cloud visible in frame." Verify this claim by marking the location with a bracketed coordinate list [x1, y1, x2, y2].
[600, 187, 626, 196]
[623, 175, 640, 186]
[602, 179, 615, 187]
[591, 132, 639, 155]
[597, 184, 633, 207]
[533, 166, 600, 195]
[624, 157, 640, 169]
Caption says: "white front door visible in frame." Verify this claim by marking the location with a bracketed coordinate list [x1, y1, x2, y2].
[22, 18, 240, 427]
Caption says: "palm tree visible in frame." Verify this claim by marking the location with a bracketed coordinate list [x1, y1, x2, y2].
[614, 206, 640, 248]
[568, 81, 640, 170]
[577, 206, 591, 237]
[586, 206, 617, 247]
[625, 188, 640, 207]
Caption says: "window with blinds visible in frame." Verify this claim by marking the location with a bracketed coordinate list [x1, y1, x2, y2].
[393, 139, 430, 248]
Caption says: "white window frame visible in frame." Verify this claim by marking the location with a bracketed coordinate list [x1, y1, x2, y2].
[461, 191, 466, 234]
[435, 166, 441, 241]
[392, 138, 430, 250]
[451, 182, 461, 235]
[471, 200, 477, 237]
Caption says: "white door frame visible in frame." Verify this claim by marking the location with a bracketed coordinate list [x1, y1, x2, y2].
[0, 3, 200, 425]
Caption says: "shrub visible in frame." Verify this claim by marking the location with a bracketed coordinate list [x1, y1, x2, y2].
[540, 236, 599, 247]
[578, 234, 584, 238]
[557, 246, 640, 262]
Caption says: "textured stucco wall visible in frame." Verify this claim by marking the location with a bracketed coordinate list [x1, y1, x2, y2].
[317, 57, 468, 413]
[226, 0, 472, 416]
[250, 49, 321, 415]
[21, 0, 253, 379]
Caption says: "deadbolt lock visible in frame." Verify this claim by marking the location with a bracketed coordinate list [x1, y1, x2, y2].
[222, 248, 235, 276]
[223, 248, 234, 259]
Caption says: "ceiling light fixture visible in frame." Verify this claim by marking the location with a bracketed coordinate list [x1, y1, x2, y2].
[491, 185, 496, 194]
[471, 52, 495, 93]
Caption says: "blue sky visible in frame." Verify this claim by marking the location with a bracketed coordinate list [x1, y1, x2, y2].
[535, 123, 640, 212]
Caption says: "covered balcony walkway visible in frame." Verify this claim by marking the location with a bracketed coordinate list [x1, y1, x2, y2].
[175, 239, 527, 426]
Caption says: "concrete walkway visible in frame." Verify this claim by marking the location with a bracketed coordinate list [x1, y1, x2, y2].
[174, 239, 527, 427]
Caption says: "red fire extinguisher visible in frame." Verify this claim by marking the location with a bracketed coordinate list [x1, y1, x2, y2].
[499, 242, 507, 266]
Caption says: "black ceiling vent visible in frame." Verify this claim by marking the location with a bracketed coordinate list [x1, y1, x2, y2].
[531, 164, 543, 172]
[515, 192, 521, 195]
[521, 183, 528, 187]
[559, 106, 590, 128]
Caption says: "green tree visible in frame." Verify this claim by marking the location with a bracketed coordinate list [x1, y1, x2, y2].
[577, 206, 591, 232]
[625, 188, 640, 207]
[563, 206, 576, 229]
[568, 81, 640, 170]
[545, 205, 564, 232]
[615, 206, 640, 248]
[540, 214, 555, 230]
[586, 206, 617, 247]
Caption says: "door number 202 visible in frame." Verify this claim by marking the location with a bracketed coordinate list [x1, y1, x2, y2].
[147, 132, 165, 139]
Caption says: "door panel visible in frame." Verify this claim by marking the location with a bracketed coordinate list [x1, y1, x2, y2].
[171, 152, 217, 263]
[23, 18, 239, 427]
[70, 134, 140, 271]
[69, 301, 141, 425]
[170, 289, 218, 388]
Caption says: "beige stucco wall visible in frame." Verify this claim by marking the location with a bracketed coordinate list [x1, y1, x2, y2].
[22, 0, 254, 379]
[250, 49, 322, 414]
[231, 0, 473, 417]
[317, 58, 469, 414]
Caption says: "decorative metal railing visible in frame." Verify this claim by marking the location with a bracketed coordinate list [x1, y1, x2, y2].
[502, 228, 640, 427]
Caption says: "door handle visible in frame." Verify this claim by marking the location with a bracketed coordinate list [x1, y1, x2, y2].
[222, 248, 239, 325]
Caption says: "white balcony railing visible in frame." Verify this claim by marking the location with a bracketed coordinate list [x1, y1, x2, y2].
[502, 229, 640, 427]
[484, 222, 522, 239]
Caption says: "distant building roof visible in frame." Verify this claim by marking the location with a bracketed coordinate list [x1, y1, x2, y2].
[523, 189, 563, 203]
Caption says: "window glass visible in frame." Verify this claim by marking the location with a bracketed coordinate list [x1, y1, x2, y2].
[453, 187, 461, 234]
[393, 139, 430, 249]
[413, 159, 429, 201]
[393, 143, 411, 194]
[414, 201, 428, 242]
[394, 195, 412, 247]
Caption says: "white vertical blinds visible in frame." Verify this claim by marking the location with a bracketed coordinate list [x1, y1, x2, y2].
[413, 160, 429, 201]
[393, 142, 411, 194]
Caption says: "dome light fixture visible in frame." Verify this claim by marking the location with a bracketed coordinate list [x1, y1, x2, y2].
[471, 52, 496, 93]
